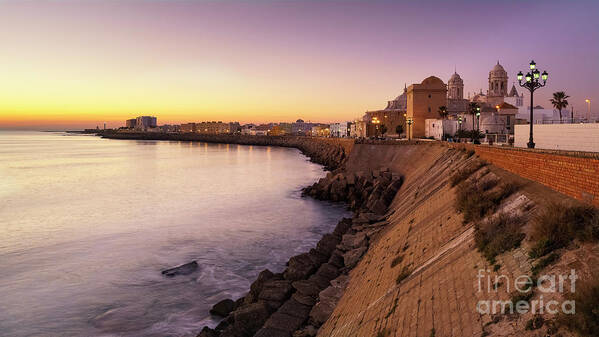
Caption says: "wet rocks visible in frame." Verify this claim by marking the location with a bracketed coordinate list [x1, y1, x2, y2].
[197, 165, 404, 337]
[210, 299, 236, 317]
[161, 261, 198, 277]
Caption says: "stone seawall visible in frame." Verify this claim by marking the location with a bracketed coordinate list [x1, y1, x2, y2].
[99, 133, 354, 171]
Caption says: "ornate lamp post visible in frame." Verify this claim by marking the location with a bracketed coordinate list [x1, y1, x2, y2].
[474, 108, 481, 144]
[517, 60, 548, 148]
[468, 103, 480, 143]
[371, 117, 381, 138]
[406, 117, 413, 140]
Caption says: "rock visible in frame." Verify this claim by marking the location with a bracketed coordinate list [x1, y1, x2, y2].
[232, 301, 271, 336]
[254, 327, 291, 337]
[343, 246, 367, 268]
[346, 173, 356, 185]
[327, 250, 345, 268]
[358, 212, 384, 224]
[263, 312, 306, 332]
[369, 198, 388, 215]
[293, 325, 318, 337]
[284, 253, 319, 281]
[292, 279, 320, 297]
[332, 218, 352, 237]
[245, 269, 276, 304]
[339, 232, 367, 251]
[258, 280, 293, 308]
[314, 263, 340, 282]
[277, 298, 312, 319]
[315, 234, 339, 257]
[209, 298, 235, 317]
[197, 326, 218, 337]
[309, 282, 347, 325]
[330, 274, 350, 289]
[307, 273, 330, 290]
[161, 261, 198, 277]
[292, 292, 317, 306]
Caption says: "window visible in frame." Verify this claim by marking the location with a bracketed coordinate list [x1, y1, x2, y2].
[428, 94, 431, 98]
[428, 107, 431, 112]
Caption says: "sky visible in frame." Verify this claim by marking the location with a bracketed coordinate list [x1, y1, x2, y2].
[0, 0, 598, 130]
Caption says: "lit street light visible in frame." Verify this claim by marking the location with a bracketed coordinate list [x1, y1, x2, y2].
[371, 116, 381, 137]
[586, 99, 591, 121]
[517, 60, 548, 148]
[474, 109, 481, 144]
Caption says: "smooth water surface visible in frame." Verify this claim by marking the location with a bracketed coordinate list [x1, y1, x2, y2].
[0, 131, 348, 337]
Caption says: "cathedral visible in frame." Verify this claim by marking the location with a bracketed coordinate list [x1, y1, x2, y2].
[362, 61, 524, 138]
[447, 61, 523, 116]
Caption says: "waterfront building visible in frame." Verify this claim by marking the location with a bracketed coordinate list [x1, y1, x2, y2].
[268, 125, 286, 136]
[330, 122, 350, 138]
[126, 118, 137, 129]
[159, 124, 180, 133]
[363, 85, 408, 137]
[311, 124, 330, 137]
[229, 122, 241, 134]
[180, 123, 197, 133]
[350, 120, 367, 138]
[406, 76, 448, 138]
[291, 119, 315, 135]
[135, 116, 157, 131]
[196, 121, 230, 134]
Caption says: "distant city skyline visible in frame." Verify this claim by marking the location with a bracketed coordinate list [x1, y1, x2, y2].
[1, 0, 597, 130]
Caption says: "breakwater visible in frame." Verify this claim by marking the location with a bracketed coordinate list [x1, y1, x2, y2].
[99, 132, 353, 171]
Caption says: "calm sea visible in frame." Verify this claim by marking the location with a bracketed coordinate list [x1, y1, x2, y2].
[0, 131, 348, 337]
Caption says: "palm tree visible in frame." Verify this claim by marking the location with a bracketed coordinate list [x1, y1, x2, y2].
[438, 106, 448, 119]
[550, 91, 570, 123]
[468, 102, 479, 142]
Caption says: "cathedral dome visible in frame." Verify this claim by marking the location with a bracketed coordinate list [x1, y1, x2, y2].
[490, 62, 507, 77]
[448, 72, 463, 85]
[421, 76, 445, 86]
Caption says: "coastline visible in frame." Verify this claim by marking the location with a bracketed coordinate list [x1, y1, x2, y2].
[97, 132, 353, 171]
[98, 132, 401, 337]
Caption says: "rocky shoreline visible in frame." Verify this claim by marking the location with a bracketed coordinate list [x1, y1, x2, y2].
[98, 132, 403, 337]
[198, 167, 403, 337]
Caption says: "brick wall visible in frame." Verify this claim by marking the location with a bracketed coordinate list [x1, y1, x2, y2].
[448, 143, 599, 206]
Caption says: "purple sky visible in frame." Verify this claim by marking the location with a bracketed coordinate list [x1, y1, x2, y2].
[0, 0, 597, 128]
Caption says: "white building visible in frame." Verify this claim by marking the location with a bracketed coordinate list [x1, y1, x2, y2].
[425, 119, 458, 140]
[330, 122, 350, 137]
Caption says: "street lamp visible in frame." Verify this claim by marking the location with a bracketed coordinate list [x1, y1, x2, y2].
[475, 109, 481, 144]
[586, 99, 591, 121]
[517, 60, 548, 148]
[371, 116, 381, 138]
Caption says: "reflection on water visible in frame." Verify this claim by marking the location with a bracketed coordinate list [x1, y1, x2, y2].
[0, 131, 349, 337]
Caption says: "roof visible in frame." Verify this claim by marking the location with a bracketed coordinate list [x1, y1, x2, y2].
[421, 76, 445, 86]
[499, 102, 518, 109]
